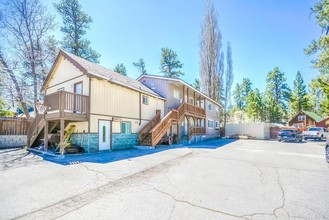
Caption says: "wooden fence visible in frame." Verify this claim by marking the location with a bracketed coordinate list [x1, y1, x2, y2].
[0, 117, 32, 135]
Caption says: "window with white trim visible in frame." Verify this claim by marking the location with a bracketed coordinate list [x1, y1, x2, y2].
[208, 120, 214, 129]
[208, 103, 212, 111]
[142, 96, 149, 105]
[121, 122, 132, 134]
[215, 121, 220, 129]
[173, 90, 180, 100]
[298, 115, 306, 121]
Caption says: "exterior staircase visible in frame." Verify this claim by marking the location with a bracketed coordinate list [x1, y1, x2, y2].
[27, 114, 45, 148]
[139, 102, 206, 147]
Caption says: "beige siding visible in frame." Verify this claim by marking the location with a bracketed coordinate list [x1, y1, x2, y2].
[206, 100, 220, 135]
[91, 79, 163, 118]
[66, 122, 88, 133]
[90, 78, 164, 133]
[46, 57, 89, 96]
[89, 114, 157, 133]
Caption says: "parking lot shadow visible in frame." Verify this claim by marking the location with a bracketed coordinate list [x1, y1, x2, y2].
[38, 138, 236, 166]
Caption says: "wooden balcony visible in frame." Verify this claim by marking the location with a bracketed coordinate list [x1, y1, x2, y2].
[44, 91, 89, 121]
[178, 102, 206, 119]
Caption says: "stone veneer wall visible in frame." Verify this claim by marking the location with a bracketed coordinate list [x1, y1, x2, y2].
[70, 133, 98, 153]
[112, 133, 138, 150]
[70, 133, 138, 152]
[0, 135, 27, 148]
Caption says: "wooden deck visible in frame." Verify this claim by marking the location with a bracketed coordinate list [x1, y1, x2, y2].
[44, 91, 89, 121]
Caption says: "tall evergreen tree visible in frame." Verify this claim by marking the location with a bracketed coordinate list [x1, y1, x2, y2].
[289, 71, 310, 116]
[113, 63, 127, 76]
[160, 48, 184, 78]
[233, 83, 243, 110]
[199, 0, 224, 102]
[245, 89, 265, 122]
[305, 0, 329, 74]
[133, 58, 147, 75]
[265, 67, 291, 122]
[54, 0, 100, 63]
[192, 78, 201, 91]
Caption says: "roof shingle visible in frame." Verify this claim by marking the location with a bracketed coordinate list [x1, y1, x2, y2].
[60, 50, 163, 98]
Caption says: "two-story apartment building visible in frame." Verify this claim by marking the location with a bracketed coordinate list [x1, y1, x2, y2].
[137, 75, 220, 144]
[27, 50, 220, 153]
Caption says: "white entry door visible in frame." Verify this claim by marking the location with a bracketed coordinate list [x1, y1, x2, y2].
[99, 120, 111, 150]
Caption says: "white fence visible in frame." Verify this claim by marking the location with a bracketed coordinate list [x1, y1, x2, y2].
[225, 122, 271, 140]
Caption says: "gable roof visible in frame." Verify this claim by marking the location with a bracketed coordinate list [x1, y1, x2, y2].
[43, 50, 164, 99]
[137, 74, 221, 107]
[303, 111, 323, 122]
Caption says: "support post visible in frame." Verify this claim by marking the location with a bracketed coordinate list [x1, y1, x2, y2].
[170, 124, 173, 145]
[60, 119, 65, 154]
[44, 120, 49, 151]
[177, 123, 180, 143]
[183, 85, 185, 102]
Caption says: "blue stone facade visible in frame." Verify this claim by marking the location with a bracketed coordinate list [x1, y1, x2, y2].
[70, 133, 138, 152]
[112, 133, 138, 150]
[70, 133, 99, 153]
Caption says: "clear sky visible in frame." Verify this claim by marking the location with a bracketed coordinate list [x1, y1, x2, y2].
[45, 0, 321, 93]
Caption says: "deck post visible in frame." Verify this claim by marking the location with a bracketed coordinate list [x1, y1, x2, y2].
[60, 119, 65, 154]
[183, 85, 185, 102]
[44, 120, 49, 151]
[177, 123, 180, 144]
[170, 124, 173, 145]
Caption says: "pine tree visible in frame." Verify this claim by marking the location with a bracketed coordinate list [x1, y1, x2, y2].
[245, 89, 265, 122]
[54, 0, 100, 63]
[233, 83, 243, 110]
[133, 58, 147, 75]
[113, 63, 127, 76]
[265, 67, 291, 122]
[305, 0, 329, 74]
[289, 71, 310, 116]
[160, 48, 184, 78]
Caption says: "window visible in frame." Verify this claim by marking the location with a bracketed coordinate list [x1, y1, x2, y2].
[173, 90, 180, 100]
[208, 120, 214, 129]
[121, 122, 132, 134]
[142, 96, 149, 105]
[215, 121, 220, 129]
[298, 115, 306, 121]
[208, 103, 212, 111]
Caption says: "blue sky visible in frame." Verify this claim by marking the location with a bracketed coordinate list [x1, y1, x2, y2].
[46, 0, 321, 93]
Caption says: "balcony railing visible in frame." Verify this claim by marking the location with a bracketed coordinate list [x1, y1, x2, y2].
[44, 91, 89, 121]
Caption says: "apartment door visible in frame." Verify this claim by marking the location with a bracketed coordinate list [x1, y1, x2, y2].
[74, 82, 83, 113]
[99, 120, 111, 150]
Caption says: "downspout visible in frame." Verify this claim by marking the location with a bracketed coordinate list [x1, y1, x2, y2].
[139, 91, 142, 125]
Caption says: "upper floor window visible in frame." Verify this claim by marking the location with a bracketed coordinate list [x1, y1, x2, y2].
[121, 122, 132, 134]
[298, 115, 306, 121]
[143, 96, 149, 105]
[208, 103, 212, 111]
[173, 90, 180, 100]
[215, 121, 220, 129]
[208, 120, 214, 129]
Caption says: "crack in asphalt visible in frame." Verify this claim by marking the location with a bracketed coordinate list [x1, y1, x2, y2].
[146, 183, 250, 220]
[13, 151, 196, 220]
[272, 168, 288, 219]
[255, 166, 265, 184]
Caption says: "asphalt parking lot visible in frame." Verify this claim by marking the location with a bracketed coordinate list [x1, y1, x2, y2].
[1, 139, 328, 220]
